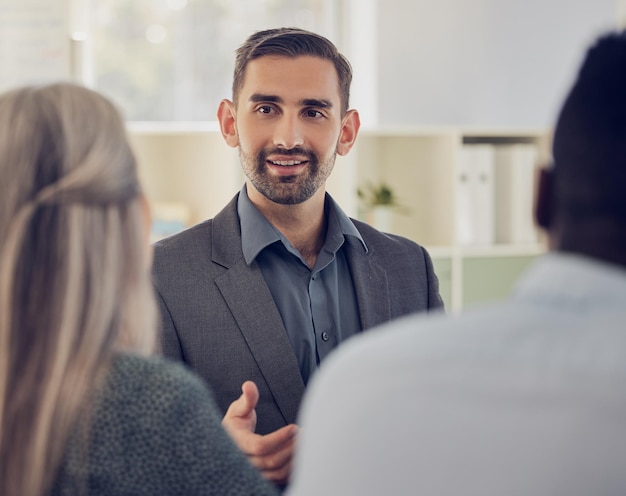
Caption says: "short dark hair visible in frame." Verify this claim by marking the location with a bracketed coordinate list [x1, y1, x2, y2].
[552, 30, 626, 223]
[232, 27, 353, 114]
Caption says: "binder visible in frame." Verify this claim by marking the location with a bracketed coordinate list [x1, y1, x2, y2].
[456, 144, 495, 246]
[494, 144, 540, 245]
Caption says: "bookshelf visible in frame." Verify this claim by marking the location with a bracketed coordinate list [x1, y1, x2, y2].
[128, 124, 552, 312]
[128, 122, 243, 228]
[341, 127, 552, 311]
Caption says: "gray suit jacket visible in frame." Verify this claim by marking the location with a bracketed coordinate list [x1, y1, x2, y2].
[152, 194, 443, 434]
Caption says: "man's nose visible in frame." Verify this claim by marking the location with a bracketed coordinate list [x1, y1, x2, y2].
[272, 113, 304, 149]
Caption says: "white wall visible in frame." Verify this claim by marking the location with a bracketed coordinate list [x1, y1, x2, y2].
[367, 0, 618, 128]
[0, 0, 71, 92]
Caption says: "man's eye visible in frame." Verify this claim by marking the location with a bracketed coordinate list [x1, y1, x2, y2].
[258, 106, 273, 114]
[304, 109, 323, 118]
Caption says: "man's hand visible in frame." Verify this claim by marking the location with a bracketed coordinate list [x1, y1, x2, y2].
[222, 381, 299, 485]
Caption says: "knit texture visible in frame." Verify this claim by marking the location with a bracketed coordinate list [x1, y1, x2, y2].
[51, 353, 278, 495]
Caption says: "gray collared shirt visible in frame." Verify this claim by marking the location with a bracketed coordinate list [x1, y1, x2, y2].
[238, 185, 367, 385]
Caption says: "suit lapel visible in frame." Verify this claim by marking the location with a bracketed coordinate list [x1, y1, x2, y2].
[345, 236, 392, 330]
[212, 197, 305, 424]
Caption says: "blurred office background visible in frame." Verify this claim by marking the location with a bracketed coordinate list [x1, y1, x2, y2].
[3, 0, 622, 126]
[1, 0, 624, 310]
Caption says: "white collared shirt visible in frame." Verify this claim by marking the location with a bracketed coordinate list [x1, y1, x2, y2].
[288, 253, 626, 496]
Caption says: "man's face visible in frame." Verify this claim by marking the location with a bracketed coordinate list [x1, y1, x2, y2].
[232, 55, 346, 205]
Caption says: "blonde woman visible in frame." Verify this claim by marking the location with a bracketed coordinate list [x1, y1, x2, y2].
[0, 83, 277, 496]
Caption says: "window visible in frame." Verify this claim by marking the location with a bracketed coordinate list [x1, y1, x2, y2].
[85, 0, 337, 121]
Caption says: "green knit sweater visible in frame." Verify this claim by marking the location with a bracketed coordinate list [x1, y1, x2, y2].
[51, 353, 278, 495]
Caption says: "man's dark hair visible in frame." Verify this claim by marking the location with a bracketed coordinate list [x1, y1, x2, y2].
[232, 27, 353, 114]
[552, 30, 626, 224]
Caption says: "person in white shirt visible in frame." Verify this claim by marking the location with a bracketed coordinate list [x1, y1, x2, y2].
[286, 30, 626, 496]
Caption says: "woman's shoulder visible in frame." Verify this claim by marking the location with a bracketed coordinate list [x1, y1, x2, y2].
[108, 352, 200, 384]
[53, 353, 277, 495]
[103, 352, 212, 409]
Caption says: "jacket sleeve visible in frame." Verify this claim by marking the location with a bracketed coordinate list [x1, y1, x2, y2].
[154, 287, 184, 361]
[420, 245, 445, 311]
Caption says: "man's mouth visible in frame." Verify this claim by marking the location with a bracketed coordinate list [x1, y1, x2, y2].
[268, 159, 307, 166]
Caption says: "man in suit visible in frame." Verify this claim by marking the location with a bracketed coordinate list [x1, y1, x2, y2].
[152, 27, 443, 485]
[286, 31, 626, 496]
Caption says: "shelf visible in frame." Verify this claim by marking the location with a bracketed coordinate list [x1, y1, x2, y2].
[128, 129, 242, 226]
[344, 128, 551, 311]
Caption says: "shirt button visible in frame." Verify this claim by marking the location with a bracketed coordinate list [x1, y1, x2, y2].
[321, 332, 329, 341]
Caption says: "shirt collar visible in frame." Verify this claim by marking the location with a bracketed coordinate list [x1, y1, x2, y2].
[325, 193, 367, 254]
[237, 184, 367, 265]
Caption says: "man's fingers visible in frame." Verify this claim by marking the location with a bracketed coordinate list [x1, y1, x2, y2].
[240, 380, 260, 409]
[251, 423, 299, 456]
[233, 423, 298, 455]
[220, 380, 298, 485]
[256, 459, 293, 485]
[224, 381, 259, 419]
[248, 428, 297, 467]
[222, 381, 261, 436]
[247, 427, 298, 485]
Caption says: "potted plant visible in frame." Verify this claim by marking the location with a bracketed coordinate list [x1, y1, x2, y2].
[357, 181, 406, 231]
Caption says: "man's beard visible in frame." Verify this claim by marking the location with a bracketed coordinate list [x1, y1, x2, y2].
[240, 146, 336, 205]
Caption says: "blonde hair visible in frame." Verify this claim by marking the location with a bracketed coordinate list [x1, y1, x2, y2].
[0, 83, 157, 496]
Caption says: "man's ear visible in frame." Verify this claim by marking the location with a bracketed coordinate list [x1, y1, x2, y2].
[217, 99, 239, 148]
[337, 109, 360, 156]
[535, 167, 554, 230]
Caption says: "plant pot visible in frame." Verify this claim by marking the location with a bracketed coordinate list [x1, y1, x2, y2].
[367, 205, 392, 232]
